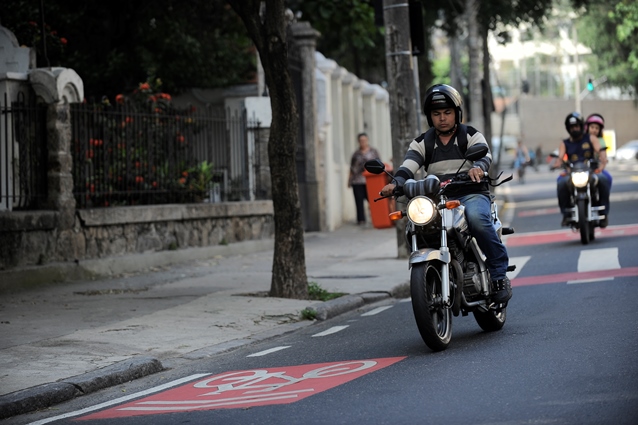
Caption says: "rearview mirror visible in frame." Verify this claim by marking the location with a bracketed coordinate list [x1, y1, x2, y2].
[364, 159, 385, 175]
[464, 144, 489, 161]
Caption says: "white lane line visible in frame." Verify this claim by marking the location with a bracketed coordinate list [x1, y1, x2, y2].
[399, 298, 411, 303]
[361, 306, 393, 316]
[26, 374, 210, 425]
[567, 277, 615, 285]
[577, 248, 620, 273]
[311, 325, 349, 337]
[507, 256, 531, 280]
[247, 346, 291, 357]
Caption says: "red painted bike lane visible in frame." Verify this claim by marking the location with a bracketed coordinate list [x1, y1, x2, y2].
[77, 357, 406, 420]
[505, 224, 638, 286]
[503, 224, 638, 247]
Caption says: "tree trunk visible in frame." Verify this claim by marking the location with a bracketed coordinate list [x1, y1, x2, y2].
[383, 0, 418, 259]
[466, 0, 483, 130]
[228, 0, 308, 299]
[481, 25, 492, 150]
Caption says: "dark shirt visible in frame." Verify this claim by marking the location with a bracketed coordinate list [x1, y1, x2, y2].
[563, 133, 594, 163]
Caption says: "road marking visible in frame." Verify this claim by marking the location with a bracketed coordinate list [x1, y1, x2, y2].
[512, 267, 638, 287]
[27, 374, 210, 425]
[507, 256, 531, 279]
[78, 358, 406, 419]
[504, 224, 638, 247]
[312, 326, 349, 337]
[247, 346, 291, 357]
[567, 277, 615, 284]
[517, 207, 560, 217]
[361, 306, 393, 316]
[578, 248, 620, 273]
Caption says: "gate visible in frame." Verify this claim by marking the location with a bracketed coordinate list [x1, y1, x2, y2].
[0, 92, 48, 211]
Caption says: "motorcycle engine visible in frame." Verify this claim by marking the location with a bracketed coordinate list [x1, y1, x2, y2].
[463, 262, 482, 297]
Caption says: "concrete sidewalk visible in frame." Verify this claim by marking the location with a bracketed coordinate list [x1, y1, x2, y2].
[0, 223, 413, 419]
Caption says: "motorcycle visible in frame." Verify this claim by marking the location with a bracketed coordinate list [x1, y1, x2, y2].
[364, 145, 515, 352]
[551, 154, 605, 245]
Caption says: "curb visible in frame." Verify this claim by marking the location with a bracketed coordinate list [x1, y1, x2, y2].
[0, 357, 163, 420]
[0, 283, 409, 420]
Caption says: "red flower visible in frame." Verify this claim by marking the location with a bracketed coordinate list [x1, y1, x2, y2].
[60, 38, 67, 45]
[115, 94, 125, 104]
[139, 82, 151, 91]
[179, 177, 186, 185]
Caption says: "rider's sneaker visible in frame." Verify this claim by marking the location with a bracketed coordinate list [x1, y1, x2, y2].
[491, 277, 512, 303]
[561, 215, 571, 227]
[600, 217, 608, 228]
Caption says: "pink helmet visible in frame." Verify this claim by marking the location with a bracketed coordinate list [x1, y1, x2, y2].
[585, 113, 605, 137]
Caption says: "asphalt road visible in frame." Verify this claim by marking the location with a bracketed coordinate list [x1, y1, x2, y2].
[9, 163, 638, 425]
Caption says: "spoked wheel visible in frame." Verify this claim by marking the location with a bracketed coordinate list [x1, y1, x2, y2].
[578, 199, 590, 245]
[473, 306, 507, 332]
[410, 262, 452, 351]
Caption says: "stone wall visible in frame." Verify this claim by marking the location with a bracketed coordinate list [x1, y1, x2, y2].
[0, 201, 273, 271]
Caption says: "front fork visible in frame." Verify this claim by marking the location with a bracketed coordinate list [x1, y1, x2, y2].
[408, 208, 453, 307]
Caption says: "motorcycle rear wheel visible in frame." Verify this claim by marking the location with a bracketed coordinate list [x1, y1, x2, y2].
[473, 307, 506, 332]
[410, 262, 452, 351]
[577, 199, 590, 245]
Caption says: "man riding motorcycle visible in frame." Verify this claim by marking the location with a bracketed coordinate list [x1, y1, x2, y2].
[551, 112, 610, 227]
[380, 84, 512, 303]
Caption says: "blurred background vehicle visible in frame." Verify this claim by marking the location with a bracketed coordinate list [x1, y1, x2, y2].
[614, 140, 638, 161]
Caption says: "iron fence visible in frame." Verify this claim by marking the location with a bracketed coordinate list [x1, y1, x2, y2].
[71, 103, 264, 208]
[0, 92, 48, 211]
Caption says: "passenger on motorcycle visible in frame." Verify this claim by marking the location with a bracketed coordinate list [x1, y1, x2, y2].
[551, 112, 610, 227]
[379, 84, 512, 303]
[585, 113, 612, 227]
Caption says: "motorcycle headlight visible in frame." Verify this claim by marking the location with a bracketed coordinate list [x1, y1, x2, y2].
[407, 196, 437, 225]
[571, 171, 589, 188]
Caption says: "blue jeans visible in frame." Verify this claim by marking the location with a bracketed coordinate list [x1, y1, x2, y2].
[457, 193, 509, 281]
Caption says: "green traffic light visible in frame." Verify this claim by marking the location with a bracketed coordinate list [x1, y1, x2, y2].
[587, 79, 594, 91]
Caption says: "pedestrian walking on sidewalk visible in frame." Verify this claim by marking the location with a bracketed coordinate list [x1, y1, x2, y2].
[348, 133, 381, 225]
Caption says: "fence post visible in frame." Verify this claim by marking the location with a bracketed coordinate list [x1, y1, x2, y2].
[45, 101, 76, 228]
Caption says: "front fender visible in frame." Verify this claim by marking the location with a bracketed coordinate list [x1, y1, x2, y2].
[409, 248, 450, 267]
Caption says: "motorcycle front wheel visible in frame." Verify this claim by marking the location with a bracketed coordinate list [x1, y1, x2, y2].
[577, 198, 590, 245]
[410, 262, 452, 351]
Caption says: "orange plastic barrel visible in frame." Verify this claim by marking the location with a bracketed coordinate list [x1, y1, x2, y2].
[363, 164, 394, 229]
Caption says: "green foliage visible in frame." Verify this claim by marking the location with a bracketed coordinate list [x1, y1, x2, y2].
[73, 78, 218, 207]
[288, 0, 386, 83]
[2, 0, 255, 99]
[307, 282, 346, 301]
[578, 0, 638, 95]
[184, 161, 214, 195]
[432, 57, 452, 86]
[300, 307, 317, 321]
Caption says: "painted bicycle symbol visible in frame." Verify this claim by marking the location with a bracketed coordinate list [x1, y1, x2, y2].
[193, 360, 378, 395]
[79, 357, 406, 420]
